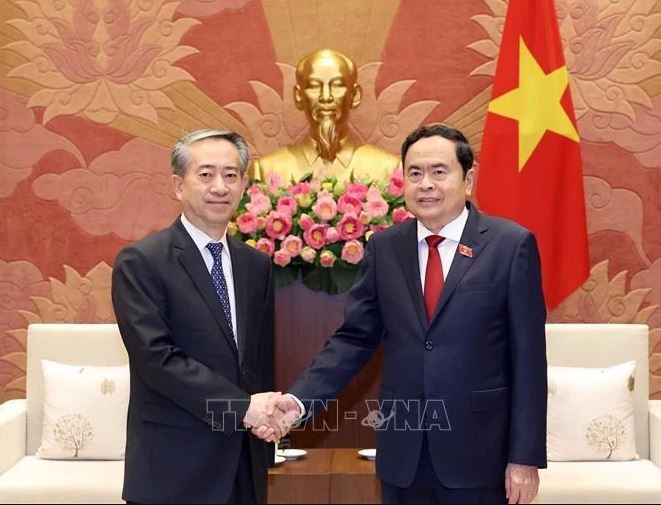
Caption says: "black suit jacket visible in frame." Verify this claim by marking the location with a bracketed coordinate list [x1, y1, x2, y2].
[290, 203, 547, 489]
[112, 218, 275, 504]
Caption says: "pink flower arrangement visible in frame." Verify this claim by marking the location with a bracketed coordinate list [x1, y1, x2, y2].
[246, 193, 272, 215]
[387, 169, 405, 198]
[337, 214, 364, 241]
[312, 192, 338, 221]
[342, 240, 364, 264]
[320, 250, 337, 268]
[255, 238, 275, 257]
[338, 194, 362, 215]
[304, 224, 328, 250]
[231, 169, 410, 292]
[277, 196, 298, 216]
[301, 246, 317, 264]
[326, 227, 340, 244]
[265, 212, 292, 240]
[274, 250, 291, 267]
[393, 207, 413, 224]
[345, 182, 369, 201]
[282, 235, 303, 257]
[236, 213, 258, 234]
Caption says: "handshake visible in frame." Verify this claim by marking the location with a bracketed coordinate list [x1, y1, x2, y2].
[243, 392, 303, 442]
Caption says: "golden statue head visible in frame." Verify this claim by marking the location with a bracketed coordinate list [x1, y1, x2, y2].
[294, 49, 362, 162]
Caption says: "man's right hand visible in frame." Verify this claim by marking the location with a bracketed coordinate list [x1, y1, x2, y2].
[243, 392, 281, 436]
[249, 393, 302, 442]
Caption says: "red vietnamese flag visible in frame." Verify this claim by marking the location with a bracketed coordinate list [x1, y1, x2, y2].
[476, 0, 589, 309]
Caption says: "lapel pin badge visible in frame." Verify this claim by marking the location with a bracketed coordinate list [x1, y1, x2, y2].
[458, 244, 473, 258]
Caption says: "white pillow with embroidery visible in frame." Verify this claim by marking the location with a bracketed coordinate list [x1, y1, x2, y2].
[547, 361, 637, 461]
[37, 360, 129, 460]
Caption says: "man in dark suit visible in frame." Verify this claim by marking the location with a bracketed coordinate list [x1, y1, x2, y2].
[112, 130, 280, 504]
[270, 124, 547, 504]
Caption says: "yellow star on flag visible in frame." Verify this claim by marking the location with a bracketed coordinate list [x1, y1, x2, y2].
[488, 37, 579, 171]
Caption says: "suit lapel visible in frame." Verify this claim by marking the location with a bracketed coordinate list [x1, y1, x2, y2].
[430, 204, 489, 325]
[393, 219, 427, 334]
[228, 236, 250, 366]
[172, 220, 239, 359]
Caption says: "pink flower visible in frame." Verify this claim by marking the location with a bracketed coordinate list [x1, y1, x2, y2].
[313, 195, 338, 222]
[246, 193, 272, 216]
[277, 196, 298, 216]
[326, 227, 340, 243]
[255, 238, 276, 257]
[236, 212, 258, 234]
[266, 172, 282, 193]
[342, 240, 365, 265]
[304, 224, 329, 250]
[387, 169, 405, 197]
[392, 207, 412, 224]
[320, 250, 337, 268]
[300, 246, 317, 264]
[310, 179, 322, 192]
[337, 194, 362, 215]
[247, 183, 263, 197]
[282, 235, 303, 257]
[337, 214, 365, 241]
[290, 182, 311, 196]
[363, 196, 389, 219]
[256, 217, 266, 231]
[265, 211, 293, 240]
[370, 223, 389, 234]
[346, 182, 369, 201]
[366, 186, 383, 202]
[299, 213, 315, 231]
[274, 249, 291, 267]
[359, 211, 372, 225]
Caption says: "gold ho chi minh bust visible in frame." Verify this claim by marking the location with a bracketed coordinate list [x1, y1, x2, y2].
[251, 49, 400, 184]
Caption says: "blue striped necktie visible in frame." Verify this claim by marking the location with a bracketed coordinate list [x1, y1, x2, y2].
[206, 242, 236, 346]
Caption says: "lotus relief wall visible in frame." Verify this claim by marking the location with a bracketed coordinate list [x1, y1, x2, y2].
[0, 0, 660, 402]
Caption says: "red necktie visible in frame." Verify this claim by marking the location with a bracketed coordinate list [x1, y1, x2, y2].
[424, 235, 445, 322]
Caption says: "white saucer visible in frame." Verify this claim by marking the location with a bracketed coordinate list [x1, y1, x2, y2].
[277, 449, 308, 461]
[358, 448, 377, 461]
[273, 455, 286, 465]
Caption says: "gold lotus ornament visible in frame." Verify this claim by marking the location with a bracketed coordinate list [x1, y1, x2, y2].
[4, 0, 200, 125]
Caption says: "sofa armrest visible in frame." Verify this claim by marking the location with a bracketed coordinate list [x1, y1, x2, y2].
[651, 400, 661, 467]
[0, 399, 27, 475]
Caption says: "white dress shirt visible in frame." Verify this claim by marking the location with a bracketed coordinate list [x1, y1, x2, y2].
[180, 214, 238, 341]
[417, 206, 469, 289]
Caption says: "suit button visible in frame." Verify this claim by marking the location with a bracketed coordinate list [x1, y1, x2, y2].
[425, 341, 434, 351]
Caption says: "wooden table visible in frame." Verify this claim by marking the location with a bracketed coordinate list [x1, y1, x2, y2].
[268, 449, 381, 504]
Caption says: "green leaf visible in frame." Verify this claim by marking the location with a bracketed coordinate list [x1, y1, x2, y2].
[274, 266, 299, 287]
[301, 265, 358, 294]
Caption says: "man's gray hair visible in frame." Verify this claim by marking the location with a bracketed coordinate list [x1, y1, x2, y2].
[171, 129, 250, 177]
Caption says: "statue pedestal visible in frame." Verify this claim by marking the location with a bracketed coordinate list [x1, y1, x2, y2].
[275, 281, 383, 448]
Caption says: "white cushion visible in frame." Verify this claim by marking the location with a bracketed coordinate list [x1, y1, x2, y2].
[26, 324, 128, 456]
[37, 360, 129, 460]
[538, 460, 661, 503]
[548, 361, 637, 461]
[0, 456, 124, 504]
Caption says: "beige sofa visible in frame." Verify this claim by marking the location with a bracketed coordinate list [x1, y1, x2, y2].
[0, 324, 127, 503]
[0, 323, 660, 503]
[538, 324, 661, 503]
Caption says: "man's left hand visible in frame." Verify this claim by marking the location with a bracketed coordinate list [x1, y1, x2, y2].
[505, 463, 539, 504]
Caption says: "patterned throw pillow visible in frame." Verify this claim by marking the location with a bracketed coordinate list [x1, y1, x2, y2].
[547, 361, 637, 461]
[37, 360, 129, 460]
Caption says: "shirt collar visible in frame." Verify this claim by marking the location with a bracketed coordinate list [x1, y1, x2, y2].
[417, 205, 469, 245]
[180, 213, 230, 255]
[302, 135, 358, 168]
